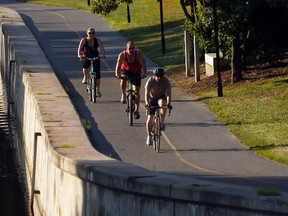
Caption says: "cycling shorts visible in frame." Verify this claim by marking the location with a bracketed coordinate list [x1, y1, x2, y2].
[82, 57, 101, 79]
[120, 69, 141, 87]
[147, 95, 167, 115]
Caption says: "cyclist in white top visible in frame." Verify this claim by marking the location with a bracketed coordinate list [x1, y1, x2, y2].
[145, 67, 172, 146]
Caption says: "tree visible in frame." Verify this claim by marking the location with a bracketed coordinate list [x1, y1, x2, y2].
[181, 0, 249, 83]
[246, 0, 288, 64]
[91, 0, 133, 16]
[180, 0, 288, 83]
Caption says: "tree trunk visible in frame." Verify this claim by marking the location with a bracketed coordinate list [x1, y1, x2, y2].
[231, 35, 242, 83]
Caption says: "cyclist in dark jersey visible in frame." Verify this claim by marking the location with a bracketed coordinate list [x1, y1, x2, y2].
[78, 27, 106, 97]
[115, 41, 147, 119]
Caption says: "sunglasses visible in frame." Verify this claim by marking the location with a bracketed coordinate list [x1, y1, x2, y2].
[88, 32, 95, 35]
[156, 75, 163, 78]
[128, 47, 135, 51]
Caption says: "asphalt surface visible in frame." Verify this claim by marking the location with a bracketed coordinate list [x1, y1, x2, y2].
[1, 1, 288, 197]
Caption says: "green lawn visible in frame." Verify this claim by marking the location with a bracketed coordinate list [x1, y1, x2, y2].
[198, 75, 288, 165]
[17, 0, 288, 166]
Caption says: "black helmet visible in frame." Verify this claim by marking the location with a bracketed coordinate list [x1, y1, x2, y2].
[153, 67, 165, 77]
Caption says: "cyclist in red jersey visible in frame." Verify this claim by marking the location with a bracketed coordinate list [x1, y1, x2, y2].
[115, 41, 147, 119]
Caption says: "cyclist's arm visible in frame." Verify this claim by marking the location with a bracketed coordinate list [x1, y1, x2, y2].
[77, 38, 85, 59]
[144, 80, 151, 106]
[165, 79, 172, 107]
[138, 50, 147, 77]
[97, 38, 106, 59]
[145, 88, 150, 106]
[166, 95, 171, 108]
[115, 52, 124, 77]
[166, 88, 171, 104]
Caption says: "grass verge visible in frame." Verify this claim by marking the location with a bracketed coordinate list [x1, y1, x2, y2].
[198, 75, 288, 165]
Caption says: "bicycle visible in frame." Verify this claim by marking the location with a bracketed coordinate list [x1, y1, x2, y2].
[118, 76, 140, 126]
[86, 57, 100, 103]
[149, 105, 171, 153]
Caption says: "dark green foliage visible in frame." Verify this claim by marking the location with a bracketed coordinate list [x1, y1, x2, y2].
[183, 0, 288, 65]
[247, 1, 288, 64]
[91, 0, 133, 16]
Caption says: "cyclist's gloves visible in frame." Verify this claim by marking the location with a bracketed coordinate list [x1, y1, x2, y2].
[167, 104, 173, 110]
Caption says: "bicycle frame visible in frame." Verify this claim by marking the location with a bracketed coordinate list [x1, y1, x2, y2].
[86, 57, 99, 103]
[118, 75, 141, 126]
[153, 107, 161, 152]
[149, 105, 171, 153]
[126, 79, 135, 126]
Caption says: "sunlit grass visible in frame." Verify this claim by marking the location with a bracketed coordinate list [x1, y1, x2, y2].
[104, 0, 185, 68]
[197, 76, 288, 165]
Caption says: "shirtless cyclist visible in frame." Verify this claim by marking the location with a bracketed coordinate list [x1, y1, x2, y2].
[115, 41, 147, 119]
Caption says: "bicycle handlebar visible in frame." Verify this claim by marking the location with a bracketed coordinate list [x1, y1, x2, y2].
[146, 105, 172, 116]
[115, 75, 145, 80]
[86, 57, 100, 61]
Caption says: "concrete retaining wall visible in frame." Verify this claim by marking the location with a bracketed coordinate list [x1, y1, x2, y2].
[1, 7, 288, 216]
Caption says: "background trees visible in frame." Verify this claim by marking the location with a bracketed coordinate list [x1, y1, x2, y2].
[181, 0, 288, 83]
[91, 0, 133, 16]
[92, 0, 287, 83]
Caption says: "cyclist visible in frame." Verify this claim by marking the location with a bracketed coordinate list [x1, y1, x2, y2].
[145, 67, 172, 146]
[78, 27, 106, 97]
[115, 41, 147, 119]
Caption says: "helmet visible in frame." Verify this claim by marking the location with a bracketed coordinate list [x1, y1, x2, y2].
[153, 67, 165, 77]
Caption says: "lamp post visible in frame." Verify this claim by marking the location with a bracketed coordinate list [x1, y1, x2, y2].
[212, 0, 223, 97]
[127, 4, 131, 23]
[158, 0, 165, 54]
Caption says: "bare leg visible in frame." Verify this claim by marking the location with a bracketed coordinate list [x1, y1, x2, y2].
[146, 115, 154, 137]
[96, 79, 100, 92]
[158, 99, 167, 122]
[120, 79, 127, 96]
[83, 68, 88, 78]
[134, 85, 141, 112]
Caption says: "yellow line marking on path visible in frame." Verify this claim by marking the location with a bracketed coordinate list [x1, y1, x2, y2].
[163, 134, 280, 185]
[161, 132, 223, 174]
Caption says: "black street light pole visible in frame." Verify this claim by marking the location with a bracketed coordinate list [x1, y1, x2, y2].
[127, 4, 131, 23]
[213, 0, 223, 97]
[158, 0, 165, 54]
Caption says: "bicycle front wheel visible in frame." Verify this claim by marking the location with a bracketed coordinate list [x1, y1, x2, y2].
[153, 116, 161, 152]
[91, 74, 96, 103]
[87, 77, 92, 102]
[128, 94, 134, 126]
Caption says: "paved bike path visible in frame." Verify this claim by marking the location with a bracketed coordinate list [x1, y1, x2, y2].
[1, 1, 288, 195]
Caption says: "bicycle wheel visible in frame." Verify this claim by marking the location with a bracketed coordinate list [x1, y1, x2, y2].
[152, 120, 157, 151]
[152, 116, 161, 152]
[91, 74, 96, 103]
[87, 76, 92, 102]
[155, 116, 161, 152]
[128, 93, 134, 126]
